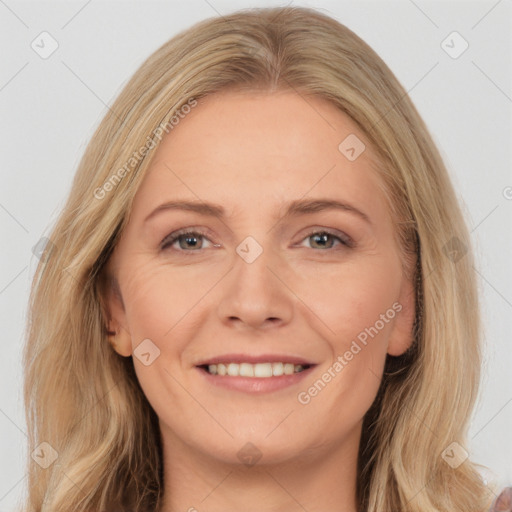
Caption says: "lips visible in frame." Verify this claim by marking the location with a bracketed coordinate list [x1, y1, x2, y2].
[196, 358, 317, 393]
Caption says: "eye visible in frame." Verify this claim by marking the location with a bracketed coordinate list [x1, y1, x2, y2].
[298, 229, 354, 250]
[160, 228, 354, 252]
[160, 229, 218, 251]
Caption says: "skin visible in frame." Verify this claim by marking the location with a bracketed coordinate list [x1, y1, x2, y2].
[104, 89, 416, 512]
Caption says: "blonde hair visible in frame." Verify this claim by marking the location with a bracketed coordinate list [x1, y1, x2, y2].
[22, 6, 497, 512]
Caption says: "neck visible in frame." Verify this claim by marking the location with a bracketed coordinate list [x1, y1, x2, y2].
[158, 425, 360, 512]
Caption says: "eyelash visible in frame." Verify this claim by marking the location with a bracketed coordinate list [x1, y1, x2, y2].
[160, 227, 354, 252]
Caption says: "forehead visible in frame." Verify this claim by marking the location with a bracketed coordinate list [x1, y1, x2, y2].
[130, 90, 390, 224]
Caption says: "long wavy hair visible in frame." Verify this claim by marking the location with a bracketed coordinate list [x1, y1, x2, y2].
[21, 6, 497, 512]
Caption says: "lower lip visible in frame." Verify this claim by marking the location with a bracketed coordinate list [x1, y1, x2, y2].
[196, 366, 316, 394]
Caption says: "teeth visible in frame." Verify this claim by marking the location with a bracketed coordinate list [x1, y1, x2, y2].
[273, 362, 284, 376]
[239, 363, 254, 377]
[205, 362, 307, 377]
[255, 363, 272, 377]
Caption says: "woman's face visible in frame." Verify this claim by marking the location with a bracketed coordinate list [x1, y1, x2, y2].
[105, 90, 415, 466]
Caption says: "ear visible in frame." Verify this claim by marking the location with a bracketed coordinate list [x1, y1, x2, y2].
[387, 267, 417, 357]
[98, 268, 133, 357]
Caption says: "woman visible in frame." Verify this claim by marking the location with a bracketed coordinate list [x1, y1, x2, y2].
[22, 6, 510, 512]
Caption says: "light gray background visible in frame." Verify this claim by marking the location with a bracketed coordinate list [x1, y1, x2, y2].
[0, 0, 511, 510]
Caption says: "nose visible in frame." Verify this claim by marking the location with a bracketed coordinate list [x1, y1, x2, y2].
[216, 240, 294, 331]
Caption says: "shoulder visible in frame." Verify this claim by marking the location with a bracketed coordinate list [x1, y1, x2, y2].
[489, 487, 512, 511]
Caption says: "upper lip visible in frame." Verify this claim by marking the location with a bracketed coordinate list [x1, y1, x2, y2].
[195, 353, 317, 366]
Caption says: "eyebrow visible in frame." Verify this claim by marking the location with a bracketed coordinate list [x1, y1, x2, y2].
[143, 198, 372, 225]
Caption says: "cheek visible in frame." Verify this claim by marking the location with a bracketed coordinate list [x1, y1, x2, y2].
[119, 260, 201, 411]
[120, 256, 213, 344]
[293, 253, 402, 350]
[294, 258, 400, 433]
[121, 263, 172, 342]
